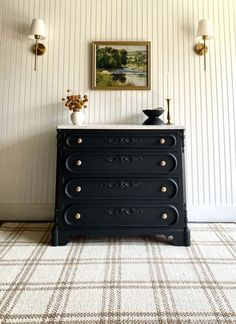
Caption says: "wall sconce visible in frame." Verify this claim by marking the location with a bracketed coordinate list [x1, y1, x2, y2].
[28, 18, 46, 71]
[194, 19, 214, 71]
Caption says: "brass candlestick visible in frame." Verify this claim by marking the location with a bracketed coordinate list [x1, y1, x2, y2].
[166, 98, 173, 125]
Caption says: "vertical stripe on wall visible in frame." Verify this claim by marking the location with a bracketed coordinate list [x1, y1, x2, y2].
[0, 0, 235, 220]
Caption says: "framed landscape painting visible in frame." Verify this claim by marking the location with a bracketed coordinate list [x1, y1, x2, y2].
[92, 41, 151, 90]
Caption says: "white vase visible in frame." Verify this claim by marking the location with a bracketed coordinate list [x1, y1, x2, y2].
[70, 111, 85, 125]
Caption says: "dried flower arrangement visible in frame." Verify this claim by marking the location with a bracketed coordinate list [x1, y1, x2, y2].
[62, 89, 88, 112]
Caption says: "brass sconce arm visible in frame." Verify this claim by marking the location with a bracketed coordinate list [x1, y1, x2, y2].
[194, 35, 208, 71]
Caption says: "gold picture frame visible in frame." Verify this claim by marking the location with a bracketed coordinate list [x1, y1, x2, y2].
[91, 41, 151, 90]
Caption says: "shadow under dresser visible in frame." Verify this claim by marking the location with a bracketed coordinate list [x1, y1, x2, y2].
[51, 125, 190, 246]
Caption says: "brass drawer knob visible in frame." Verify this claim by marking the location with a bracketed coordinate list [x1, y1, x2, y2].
[160, 186, 167, 193]
[77, 138, 83, 144]
[75, 186, 81, 192]
[76, 160, 82, 166]
[161, 213, 168, 220]
[160, 160, 166, 167]
[75, 213, 81, 219]
[160, 138, 165, 144]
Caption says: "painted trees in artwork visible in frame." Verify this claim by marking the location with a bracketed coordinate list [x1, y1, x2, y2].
[96, 47, 128, 69]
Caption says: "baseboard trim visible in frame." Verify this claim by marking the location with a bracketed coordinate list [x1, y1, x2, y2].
[0, 204, 235, 222]
[0, 203, 54, 221]
[188, 206, 236, 222]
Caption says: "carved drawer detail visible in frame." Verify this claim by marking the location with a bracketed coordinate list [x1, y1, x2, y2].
[100, 137, 142, 145]
[100, 181, 143, 189]
[100, 208, 144, 216]
[101, 155, 143, 163]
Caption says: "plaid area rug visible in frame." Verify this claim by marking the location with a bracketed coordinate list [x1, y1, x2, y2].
[0, 223, 235, 324]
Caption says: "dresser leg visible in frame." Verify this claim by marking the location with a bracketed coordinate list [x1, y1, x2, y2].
[184, 227, 191, 247]
[51, 227, 69, 246]
[170, 227, 191, 247]
[51, 226, 58, 246]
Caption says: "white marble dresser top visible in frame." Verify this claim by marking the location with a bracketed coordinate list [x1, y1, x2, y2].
[57, 124, 185, 130]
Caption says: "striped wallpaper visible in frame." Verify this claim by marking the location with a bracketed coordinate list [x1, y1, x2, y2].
[0, 0, 235, 221]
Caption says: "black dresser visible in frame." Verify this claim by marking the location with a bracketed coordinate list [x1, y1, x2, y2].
[52, 125, 190, 246]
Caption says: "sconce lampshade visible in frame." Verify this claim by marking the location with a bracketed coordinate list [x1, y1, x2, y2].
[28, 18, 46, 40]
[196, 19, 214, 39]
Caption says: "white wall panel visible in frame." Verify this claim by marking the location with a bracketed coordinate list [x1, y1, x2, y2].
[0, 0, 235, 220]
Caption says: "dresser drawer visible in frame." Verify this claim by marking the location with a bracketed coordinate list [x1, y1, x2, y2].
[65, 152, 178, 175]
[65, 132, 177, 149]
[65, 178, 178, 200]
[64, 204, 179, 227]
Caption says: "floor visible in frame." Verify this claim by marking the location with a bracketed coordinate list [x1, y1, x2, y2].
[0, 222, 235, 323]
